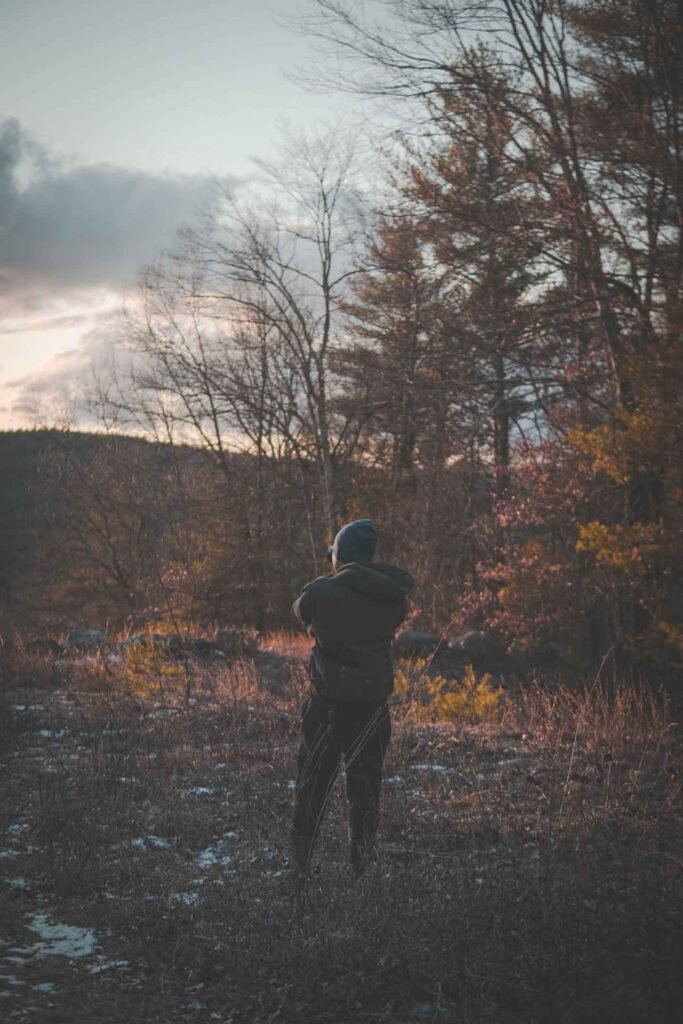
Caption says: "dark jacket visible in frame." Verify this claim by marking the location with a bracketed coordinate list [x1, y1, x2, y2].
[293, 561, 413, 704]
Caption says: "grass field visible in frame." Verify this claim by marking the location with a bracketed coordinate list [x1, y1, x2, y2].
[0, 638, 680, 1023]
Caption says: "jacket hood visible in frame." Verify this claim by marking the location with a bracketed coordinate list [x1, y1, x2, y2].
[334, 562, 414, 600]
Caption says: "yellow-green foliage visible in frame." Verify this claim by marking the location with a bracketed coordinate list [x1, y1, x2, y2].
[395, 658, 503, 724]
[123, 627, 185, 699]
[576, 521, 660, 570]
[569, 407, 663, 485]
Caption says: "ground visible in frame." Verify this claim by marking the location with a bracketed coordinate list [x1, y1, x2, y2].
[0, 639, 680, 1023]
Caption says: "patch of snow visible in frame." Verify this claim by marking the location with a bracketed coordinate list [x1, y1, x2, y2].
[0, 843, 38, 860]
[32, 982, 57, 992]
[386, 775, 404, 784]
[0, 976, 25, 987]
[116, 777, 138, 784]
[286, 780, 296, 789]
[197, 848, 234, 868]
[1, 825, 28, 837]
[187, 998, 207, 1012]
[496, 757, 527, 768]
[113, 835, 172, 851]
[409, 764, 451, 773]
[87, 959, 129, 974]
[37, 729, 66, 739]
[15, 913, 98, 959]
[196, 832, 239, 869]
[146, 835, 172, 849]
[173, 892, 201, 906]
[186, 786, 219, 796]
[6, 879, 27, 889]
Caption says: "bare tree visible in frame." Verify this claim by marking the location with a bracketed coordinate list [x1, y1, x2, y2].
[121, 126, 369, 569]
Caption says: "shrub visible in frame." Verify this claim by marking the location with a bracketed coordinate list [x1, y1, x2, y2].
[394, 658, 504, 724]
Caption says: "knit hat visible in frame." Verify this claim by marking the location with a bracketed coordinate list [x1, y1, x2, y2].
[329, 518, 378, 565]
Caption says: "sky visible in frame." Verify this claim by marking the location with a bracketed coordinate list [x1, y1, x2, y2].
[0, 0, 358, 429]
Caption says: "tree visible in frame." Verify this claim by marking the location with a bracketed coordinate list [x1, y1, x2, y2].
[303, 0, 682, 663]
[118, 128, 369, 581]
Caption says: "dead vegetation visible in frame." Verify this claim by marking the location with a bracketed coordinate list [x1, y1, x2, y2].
[0, 637, 680, 1023]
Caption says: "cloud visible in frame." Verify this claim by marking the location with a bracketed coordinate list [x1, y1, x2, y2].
[0, 117, 226, 305]
[4, 317, 133, 428]
[1, 311, 95, 335]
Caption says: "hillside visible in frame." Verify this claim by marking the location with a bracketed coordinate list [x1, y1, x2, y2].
[0, 431, 171, 618]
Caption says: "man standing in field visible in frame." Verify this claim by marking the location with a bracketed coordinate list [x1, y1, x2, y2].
[292, 518, 413, 878]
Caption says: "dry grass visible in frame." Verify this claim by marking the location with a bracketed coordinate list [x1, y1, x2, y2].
[0, 638, 680, 1023]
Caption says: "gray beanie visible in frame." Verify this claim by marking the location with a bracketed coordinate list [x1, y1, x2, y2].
[329, 518, 378, 565]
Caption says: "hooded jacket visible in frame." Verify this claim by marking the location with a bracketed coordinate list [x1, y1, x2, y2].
[293, 561, 414, 704]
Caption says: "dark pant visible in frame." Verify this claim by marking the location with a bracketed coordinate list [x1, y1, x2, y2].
[292, 697, 391, 875]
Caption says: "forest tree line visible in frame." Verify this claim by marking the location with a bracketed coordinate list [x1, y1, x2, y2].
[3, 1, 681, 676]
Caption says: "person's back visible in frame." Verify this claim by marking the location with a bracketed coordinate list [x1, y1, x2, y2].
[291, 519, 413, 878]
[295, 559, 412, 702]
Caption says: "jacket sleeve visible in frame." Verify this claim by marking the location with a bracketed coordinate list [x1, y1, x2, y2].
[292, 584, 315, 627]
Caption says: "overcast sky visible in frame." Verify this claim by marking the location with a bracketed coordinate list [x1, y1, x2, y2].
[0, 0, 359, 429]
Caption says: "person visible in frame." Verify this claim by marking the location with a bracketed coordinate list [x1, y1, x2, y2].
[291, 518, 413, 878]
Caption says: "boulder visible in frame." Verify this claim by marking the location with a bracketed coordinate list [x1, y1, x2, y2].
[190, 638, 215, 658]
[65, 629, 105, 649]
[395, 631, 443, 657]
[215, 629, 258, 658]
[118, 634, 147, 649]
[448, 630, 500, 667]
[504, 640, 532, 675]
[530, 641, 563, 668]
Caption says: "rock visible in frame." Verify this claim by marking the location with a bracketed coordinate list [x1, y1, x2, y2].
[65, 629, 105, 649]
[395, 631, 443, 657]
[119, 634, 147, 649]
[530, 641, 563, 668]
[448, 630, 500, 666]
[504, 640, 531, 675]
[215, 629, 258, 658]
[119, 629, 258, 662]
[190, 638, 215, 658]
[119, 633, 180, 654]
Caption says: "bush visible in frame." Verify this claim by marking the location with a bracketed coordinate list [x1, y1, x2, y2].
[394, 658, 504, 724]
